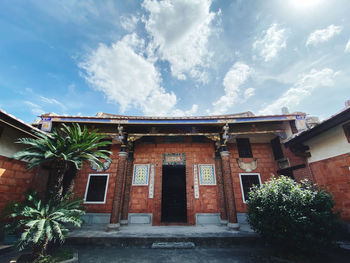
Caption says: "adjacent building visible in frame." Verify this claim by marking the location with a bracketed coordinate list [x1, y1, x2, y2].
[0, 110, 47, 214]
[285, 104, 350, 222]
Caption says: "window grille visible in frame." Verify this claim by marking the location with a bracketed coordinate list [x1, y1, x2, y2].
[236, 138, 253, 158]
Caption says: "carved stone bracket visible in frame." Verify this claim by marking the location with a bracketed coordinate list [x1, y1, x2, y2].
[236, 158, 258, 172]
[127, 135, 143, 149]
[222, 123, 229, 145]
[205, 135, 221, 151]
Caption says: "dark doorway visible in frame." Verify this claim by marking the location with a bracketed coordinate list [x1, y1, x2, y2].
[161, 165, 187, 223]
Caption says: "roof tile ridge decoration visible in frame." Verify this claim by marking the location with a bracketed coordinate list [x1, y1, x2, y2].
[96, 111, 257, 119]
[49, 114, 298, 120]
[0, 109, 46, 135]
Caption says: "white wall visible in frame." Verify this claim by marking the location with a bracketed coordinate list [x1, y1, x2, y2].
[306, 122, 350, 163]
[0, 124, 28, 157]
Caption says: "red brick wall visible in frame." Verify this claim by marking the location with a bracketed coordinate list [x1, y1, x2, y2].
[228, 143, 278, 213]
[0, 155, 42, 216]
[73, 144, 120, 213]
[129, 138, 218, 225]
[73, 140, 283, 223]
[309, 153, 350, 221]
[282, 145, 313, 182]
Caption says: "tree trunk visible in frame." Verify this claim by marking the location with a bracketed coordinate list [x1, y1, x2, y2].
[31, 235, 49, 262]
[46, 159, 68, 204]
[62, 163, 78, 196]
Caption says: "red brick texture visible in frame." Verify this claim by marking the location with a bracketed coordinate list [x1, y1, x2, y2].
[0, 155, 47, 217]
[110, 151, 127, 224]
[220, 151, 238, 223]
[129, 138, 219, 225]
[120, 156, 134, 221]
[309, 153, 350, 221]
[228, 143, 279, 213]
[282, 145, 313, 182]
[214, 156, 227, 220]
[73, 144, 121, 213]
[73, 140, 285, 224]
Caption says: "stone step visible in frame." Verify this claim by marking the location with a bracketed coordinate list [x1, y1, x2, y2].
[66, 235, 261, 248]
[152, 242, 195, 249]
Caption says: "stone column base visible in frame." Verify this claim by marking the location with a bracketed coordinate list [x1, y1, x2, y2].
[227, 223, 240, 230]
[220, 219, 228, 225]
[120, 220, 128, 225]
[106, 223, 120, 232]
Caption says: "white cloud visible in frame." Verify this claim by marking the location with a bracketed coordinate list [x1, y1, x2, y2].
[40, 96, 66, 110]
[306, 25, 343, 46]
[258, 68, 338, 115]
[253, 24, 287, 62]
[345, 39, 350, 53]
[209, 62, 252, 115]
[244, 87, 255, 100]
[25, 101, 45, 115]
[120, 15, 139, 32]
[172, 104, 199, 116]
[80, 33, 182, 116]
[142, 0, 217, 83]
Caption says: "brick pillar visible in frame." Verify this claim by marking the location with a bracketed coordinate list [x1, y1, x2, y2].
[108, 146, 128, 231]
[120, 151, 134, 225]
[220, 148, 239, 230]
[215, 152, 228, 224]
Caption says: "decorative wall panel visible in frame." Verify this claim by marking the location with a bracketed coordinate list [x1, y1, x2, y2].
[162, 153, 186, 165]
[132, 164, 150, 186]
[193, 164, 199, 198]
[148, 164, 155, 198]
[198, 164, 216, 185]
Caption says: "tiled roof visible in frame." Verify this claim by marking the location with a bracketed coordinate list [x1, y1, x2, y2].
[285, 106, 350, 147]
[0, 109, 45, 137]
[41, 111, 303, 121]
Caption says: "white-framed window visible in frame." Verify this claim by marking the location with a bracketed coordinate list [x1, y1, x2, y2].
[132, 164, 150, 186]
[84, 174, 109, 204]
[239, 173, 262, 203]
[198, 164, 216, 185]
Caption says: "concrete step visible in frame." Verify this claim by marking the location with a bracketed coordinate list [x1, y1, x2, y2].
[66, 235, 261, 248]
[152, 242, 195, 249]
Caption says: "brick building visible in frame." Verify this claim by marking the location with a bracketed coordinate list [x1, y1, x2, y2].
[285, 105, 350, 222]
[0, 110, 47, 217]
[39, 111, 308, 230]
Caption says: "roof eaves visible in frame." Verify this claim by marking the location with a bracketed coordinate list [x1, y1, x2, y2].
[285, 107, 350, 147]
[0, 109, 45, 137]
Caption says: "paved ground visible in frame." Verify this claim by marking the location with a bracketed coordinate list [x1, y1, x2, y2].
[2, 244, 350, 263]
[69, 224, 255, 238]
[72, 246, 275, 263]
[70, 245, 350, 263]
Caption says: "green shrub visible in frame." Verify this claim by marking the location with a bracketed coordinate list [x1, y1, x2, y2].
[4, 191, 85, 262]
[247, 176, 339, 252]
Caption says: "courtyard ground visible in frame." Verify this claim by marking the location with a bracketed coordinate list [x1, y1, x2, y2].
[1, 244, 350, 263]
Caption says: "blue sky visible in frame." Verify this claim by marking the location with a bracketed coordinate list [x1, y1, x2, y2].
[0, 0, 349, 123]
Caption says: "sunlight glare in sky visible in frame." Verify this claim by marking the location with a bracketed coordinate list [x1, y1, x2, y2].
[290, 0, 323, 9]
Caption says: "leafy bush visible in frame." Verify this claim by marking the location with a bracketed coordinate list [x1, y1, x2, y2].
[4, 191, 85, 262]
[13, 123, 112, 203]
[247, 176, 339, 252]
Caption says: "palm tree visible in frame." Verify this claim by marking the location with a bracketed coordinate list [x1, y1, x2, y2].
[13, 123, 112, 203]
[5, 191, 85, 262]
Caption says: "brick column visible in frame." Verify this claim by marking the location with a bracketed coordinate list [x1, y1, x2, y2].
[220, 148, 239, 230]
[108, 146, 127, 231]
[120, 151, 134, 225]
[215, 152, 228, 224]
